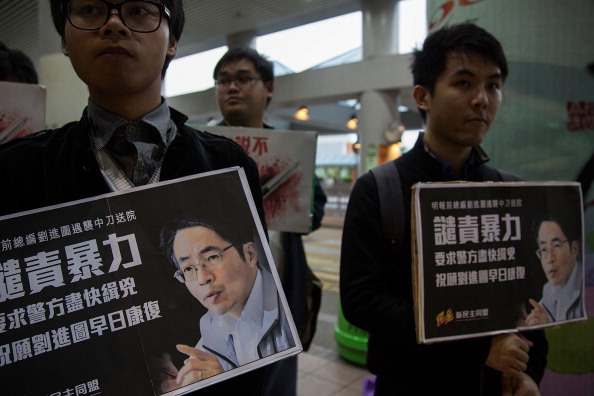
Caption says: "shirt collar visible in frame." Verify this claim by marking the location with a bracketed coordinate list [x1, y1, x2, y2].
[87, 99, 173, 150]
[216, 119, 274, 129]
[420, 134, 489, 180]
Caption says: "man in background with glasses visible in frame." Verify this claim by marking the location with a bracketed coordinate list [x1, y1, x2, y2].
[160, 217, 295, 392]
[0, 1, 270, 395]
[525, 214, 584, 325]
[210, 47, 327, 396]
[212, 47, 275, 129]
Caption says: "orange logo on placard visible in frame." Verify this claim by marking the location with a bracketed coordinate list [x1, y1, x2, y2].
[436, 308, 455, 327]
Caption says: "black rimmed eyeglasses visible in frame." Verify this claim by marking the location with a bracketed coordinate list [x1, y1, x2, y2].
[67, 0, 171, 33]
[214, 77, 263, 89]
[535, 239, 568, 260]
[173, 244, 235, 283]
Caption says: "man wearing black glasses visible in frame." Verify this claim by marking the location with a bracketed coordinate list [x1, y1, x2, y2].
[213, 47, 275, 129]
[159, 216, 295, 392]
[0, 1, 269, 395]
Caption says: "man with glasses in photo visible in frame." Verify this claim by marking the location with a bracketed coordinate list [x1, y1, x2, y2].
[0, 1, 270, 395]
[160, 216, 295, 392]
[525, 214, 584, 325]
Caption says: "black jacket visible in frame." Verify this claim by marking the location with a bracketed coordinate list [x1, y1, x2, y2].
[340, 134, 547, 395]
[0, 107, 268, 396]
[0, 108, 265, 225]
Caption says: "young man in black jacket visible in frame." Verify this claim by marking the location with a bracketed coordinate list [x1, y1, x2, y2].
[340, 22, 547, 395]
[0, 1, 267, 395]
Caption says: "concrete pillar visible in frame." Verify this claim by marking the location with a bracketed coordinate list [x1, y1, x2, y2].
[358, 0, 401, 174]
[362, 0, 400, 59]
[37, 0, 61, 57]
[358, 90, 399, 175]
[36, 0, 87, 128]
[227, 30, 257, 49]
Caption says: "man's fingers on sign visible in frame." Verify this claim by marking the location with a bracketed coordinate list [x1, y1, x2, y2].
[525, 299, 548, 325]
[175, 344, 224, 385]
[487, 334, 531, 376]
[528, 299, 545, 313]
[518, 333, 533, 350]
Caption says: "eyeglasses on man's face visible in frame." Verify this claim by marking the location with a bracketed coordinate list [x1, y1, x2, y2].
[214, 77, 263, 89]
[173, 244, 235, 283]
[67, 0, 171, 33]
[535, 239, 568, 260]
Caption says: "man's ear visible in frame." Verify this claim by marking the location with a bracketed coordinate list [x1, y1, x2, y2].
[413, 85, 430, 113]
[62, 42, 69, 57]
[243, 242, 259, 268]
[570, 240, 580, 258]
[167, 37, 178, 58]
[265, 81, 274, 104]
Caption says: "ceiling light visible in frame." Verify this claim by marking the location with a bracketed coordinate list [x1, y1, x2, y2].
[384, 122, 405, 143]
[346, 114, 358, 130]
[295, 106, 309, 121]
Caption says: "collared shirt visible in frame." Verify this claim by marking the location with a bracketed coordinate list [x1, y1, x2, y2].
[88, 99, 176, 189]
[422, 137, 489, 180]
[542, 260, 583, 321]
[211, 118, 274, 129]
[219, 269, 265, 366]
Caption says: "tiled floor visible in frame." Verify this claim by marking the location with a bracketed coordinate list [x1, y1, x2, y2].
[297, 351, 373, 396]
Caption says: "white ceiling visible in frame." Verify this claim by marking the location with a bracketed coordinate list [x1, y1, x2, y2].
[0, 0, 41, 60]
[0, 0, 361, 63]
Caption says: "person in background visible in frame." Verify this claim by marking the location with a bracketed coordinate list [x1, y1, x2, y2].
[0, 1, 267, 395]
[0, 41, 39, 84]
[212, 47, 274, 129]
[212, 46, 327, 396]
[340, 22, 548, 395]
[526, 214, 584, 325]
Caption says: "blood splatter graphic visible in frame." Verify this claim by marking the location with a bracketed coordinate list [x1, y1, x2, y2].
[0, 109, 32, 141]
[260, 157, 302, 226]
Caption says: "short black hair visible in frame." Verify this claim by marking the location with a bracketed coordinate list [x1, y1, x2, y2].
[213, 46, 274, 83]
[532, 214, 581, 246]
[48, 0, 185, 78]
[160, 218, 256, 270]
[411, 22, 508, 121]
[0, 41, 39, 84]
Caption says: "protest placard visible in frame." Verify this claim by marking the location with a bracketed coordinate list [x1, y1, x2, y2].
[0, 81, 46, 145]
[411, 181, 586, 343]
[203, 126, 317, 233]
[0, 167, 300, 395]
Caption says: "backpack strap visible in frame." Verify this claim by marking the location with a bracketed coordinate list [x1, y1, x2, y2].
[497, 169, 523, 182]
[370, 161, 405, 254]
[369, 163, 519, 255]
